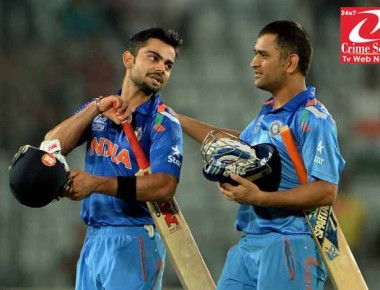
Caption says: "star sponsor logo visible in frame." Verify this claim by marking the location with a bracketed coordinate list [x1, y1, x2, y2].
[314, 140, 325, 165]
[168, 145, 182, 167]
[340, 7, 380, 64]
[317, 140, 325, 154]
[171, 145, 181, 157]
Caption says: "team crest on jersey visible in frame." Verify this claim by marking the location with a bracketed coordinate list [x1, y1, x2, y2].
[92, 115, 108, 131]
[134, 126, 143, 141]
[269, 121, 283, 137]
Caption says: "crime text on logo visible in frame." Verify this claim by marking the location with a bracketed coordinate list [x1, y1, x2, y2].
[340, 7, 380, 64]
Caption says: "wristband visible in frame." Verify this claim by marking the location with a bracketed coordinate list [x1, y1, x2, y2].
[116, 176, 137, 201]
[94, 96, 104, 115]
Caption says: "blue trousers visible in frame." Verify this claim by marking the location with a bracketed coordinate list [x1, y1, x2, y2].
[217, 233, 327, 290]
[75, 226, 166, 290]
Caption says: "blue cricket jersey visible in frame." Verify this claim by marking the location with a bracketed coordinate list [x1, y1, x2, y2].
[75, 93, 183, 227]
[238, 86, 345, 235]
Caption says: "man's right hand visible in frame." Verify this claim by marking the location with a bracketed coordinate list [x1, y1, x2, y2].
[98, 95, 132, 124]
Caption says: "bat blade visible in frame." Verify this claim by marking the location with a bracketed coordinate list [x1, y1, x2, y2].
[279, 125, 368, 290]
[122, 122, 216, 290]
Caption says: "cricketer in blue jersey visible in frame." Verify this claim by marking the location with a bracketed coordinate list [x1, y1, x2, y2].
[44, 27, 183, 290]
[174, 21, 345, 290]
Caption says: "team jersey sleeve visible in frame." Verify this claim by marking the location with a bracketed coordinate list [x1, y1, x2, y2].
[240, 121, 254, 142]
[148, 110, 183, 180]
[73, 100, 93, 146]
[299, 105, 345, 185]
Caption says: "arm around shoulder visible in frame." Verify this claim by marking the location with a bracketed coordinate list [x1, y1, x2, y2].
[177, 114, 240, 144]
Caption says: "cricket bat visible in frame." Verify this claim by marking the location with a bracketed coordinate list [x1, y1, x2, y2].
[279, 125, 368, 290]
[122, 122, 216, 290]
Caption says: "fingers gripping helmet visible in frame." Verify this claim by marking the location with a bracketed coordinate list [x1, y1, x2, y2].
[9, 145, 69, 208]
[201, 131, 281, 192]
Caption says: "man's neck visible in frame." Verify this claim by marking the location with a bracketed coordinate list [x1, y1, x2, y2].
[120, 78, 153, 112]
[272, 79, 306, 109]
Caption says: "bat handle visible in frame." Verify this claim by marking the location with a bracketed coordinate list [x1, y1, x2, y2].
[121, 122, 150, 170]
[279, 125, 308, 184]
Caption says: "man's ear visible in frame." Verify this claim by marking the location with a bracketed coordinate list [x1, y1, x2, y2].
[123, 51, 134, 69]
[286, 54, 300, 74]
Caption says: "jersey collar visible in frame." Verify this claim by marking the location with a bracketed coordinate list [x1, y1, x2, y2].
[263, 86, 316, 112]
[134, 93, 161, 115]
[117, 89, 161, 115]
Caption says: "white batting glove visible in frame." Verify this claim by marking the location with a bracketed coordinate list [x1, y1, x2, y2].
[39, 139, 70, 172]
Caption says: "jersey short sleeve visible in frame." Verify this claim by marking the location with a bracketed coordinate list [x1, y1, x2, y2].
[148, 106, 183, 180]
[297, 101, 345, 185]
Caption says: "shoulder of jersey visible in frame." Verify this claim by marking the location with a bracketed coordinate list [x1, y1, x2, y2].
[153, 104, 180, 132]
[303, 98, 330, 120]
[300, 98, 335, 132]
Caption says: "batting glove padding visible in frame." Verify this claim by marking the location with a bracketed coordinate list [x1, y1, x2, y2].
[201, 131, 281, 192]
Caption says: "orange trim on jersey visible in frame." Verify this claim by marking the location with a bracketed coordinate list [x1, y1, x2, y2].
[279, 126, 308, 184]
[157, 103, 166, 112]
[301, 123, 311, 132]
[306, 99, 316, 107]
[154, 124, 165, 132]
[263, 99, 275, 106]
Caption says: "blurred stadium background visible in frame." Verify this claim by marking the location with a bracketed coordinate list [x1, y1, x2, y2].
[1, 0, 379, 289]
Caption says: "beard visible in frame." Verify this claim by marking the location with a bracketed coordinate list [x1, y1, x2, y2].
[130, 70, 163, 95]
[140, 80, 160, 95]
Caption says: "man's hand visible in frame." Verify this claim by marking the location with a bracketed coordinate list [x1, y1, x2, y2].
[218, 173, 265, 205]
[64, 170, 98, 201]
[98, 95, 133, 124]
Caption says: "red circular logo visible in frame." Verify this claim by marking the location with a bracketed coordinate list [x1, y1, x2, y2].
[41, 153, 56, 167]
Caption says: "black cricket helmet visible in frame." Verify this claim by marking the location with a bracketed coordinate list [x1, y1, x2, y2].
[9, 145, 69, 208]
[201, 130, 281, 192]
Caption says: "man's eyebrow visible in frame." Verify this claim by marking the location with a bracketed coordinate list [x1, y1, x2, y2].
[146, 50, 162, 58]
[254, 48, 268, 55]
[146, 50, 174, 64]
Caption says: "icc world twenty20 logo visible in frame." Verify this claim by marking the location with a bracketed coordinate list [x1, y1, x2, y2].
[340, 7, 380, 64]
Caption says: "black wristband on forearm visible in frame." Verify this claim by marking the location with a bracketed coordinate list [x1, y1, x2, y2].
[116, 176, 137, 201]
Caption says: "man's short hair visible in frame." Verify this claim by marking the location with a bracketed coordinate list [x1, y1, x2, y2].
[128, 27, 183, 57]
[258, 21, 313, 76]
